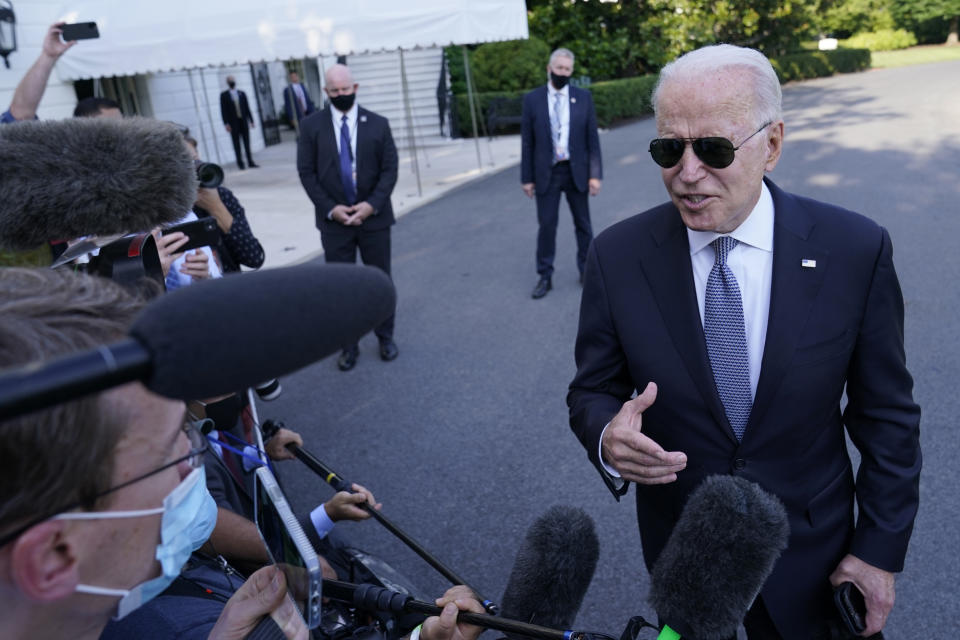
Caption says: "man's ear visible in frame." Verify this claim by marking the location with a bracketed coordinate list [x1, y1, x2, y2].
[9, 521, 80, 602]
[764, 120, 785, 172]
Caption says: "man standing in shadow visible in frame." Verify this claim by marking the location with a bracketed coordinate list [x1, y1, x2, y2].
[296, 63, 399, 372]
[521, 47, 603, 299]
[219, 75, 259, 170]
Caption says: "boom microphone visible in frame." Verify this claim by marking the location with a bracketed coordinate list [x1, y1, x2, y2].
[648, 475, 790, 640]
[500, 505, 600, 636]
[0, 117, 196, 250]
[0, 261, 395, 419]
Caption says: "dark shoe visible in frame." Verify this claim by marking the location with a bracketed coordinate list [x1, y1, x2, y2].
[337, 347, 358, 371]
[531, 277, 552, 299]
[248, 162, 260, 168]
[238, 163, 246, 170]
[379, 339, 399, 362]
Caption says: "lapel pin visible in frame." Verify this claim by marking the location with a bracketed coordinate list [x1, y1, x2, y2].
[801, 259, 817, 268]
[570, 97, 576, 104]
[360, 115, 367, 123]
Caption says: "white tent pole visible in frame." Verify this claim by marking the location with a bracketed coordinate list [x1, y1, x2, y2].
[399, 48, 422, 198]
[461, 46, 482, 172]
[187, 69, 211, 161]
[198, 69, 224, 166]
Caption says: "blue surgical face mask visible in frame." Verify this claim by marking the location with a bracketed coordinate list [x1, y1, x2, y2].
[54, 465, 218, 619]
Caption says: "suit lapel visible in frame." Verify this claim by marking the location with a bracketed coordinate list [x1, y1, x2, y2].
[748, 179, 828, 433]
[640, 209, 732, 435]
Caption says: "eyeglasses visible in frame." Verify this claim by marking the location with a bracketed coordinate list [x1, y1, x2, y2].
[649, 122, 772, 169]
[0, 422, 208, 548]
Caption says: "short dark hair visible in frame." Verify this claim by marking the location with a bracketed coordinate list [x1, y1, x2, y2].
[73, 97, 122, 118]
[0, 268, 149, 541]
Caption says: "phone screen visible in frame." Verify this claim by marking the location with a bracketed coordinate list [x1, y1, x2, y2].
[254, 469, 321, 628]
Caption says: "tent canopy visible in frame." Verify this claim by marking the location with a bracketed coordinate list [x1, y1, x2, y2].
[56, 0, 528, 80]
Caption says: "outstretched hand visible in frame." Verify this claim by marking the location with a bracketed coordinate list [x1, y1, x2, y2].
[600, 382, 687, 484]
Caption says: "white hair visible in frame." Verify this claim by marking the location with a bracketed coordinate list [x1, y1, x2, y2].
[549, 48, 575, 66]
[652, 44, 782, 125]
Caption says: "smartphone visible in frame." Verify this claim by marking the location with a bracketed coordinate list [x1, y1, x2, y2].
[162, 217, 220, 252]
[833, 581, 867, 636]
[254, 467, 322, 629]
[60, 22, 100, 41]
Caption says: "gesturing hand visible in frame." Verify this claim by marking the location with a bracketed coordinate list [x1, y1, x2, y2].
[600, 382, 687, 484]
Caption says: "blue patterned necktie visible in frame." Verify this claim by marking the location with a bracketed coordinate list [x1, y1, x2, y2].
[339, 115, 356, 205]
[704, 236, 753, 440]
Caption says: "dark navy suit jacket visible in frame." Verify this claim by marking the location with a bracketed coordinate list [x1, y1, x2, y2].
[283, 82, 316, 124]
[568, 178, 921, 639]
[219, 89, 254, 129]
[520, 84, 602, 194]
[296, 105, 398, 233]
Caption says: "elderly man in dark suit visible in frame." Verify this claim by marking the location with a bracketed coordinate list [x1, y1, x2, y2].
[283, 70, 316, 133]
[297, 63, 399, 372]
[521, 47, 603, 299]
[219, 75, 258, 169]
[568, 44, 921, 639]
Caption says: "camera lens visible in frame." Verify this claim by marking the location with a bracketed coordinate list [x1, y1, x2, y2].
[196, 162, 224, 189]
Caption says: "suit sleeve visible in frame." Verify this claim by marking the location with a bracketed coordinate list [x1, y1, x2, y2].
[219, 93, 229, 125]
[843, 227, 921, 572]
[568, 243, 638, 498]
[297, 118, 338, 214]
[584, 92, 602, 181]
[520, 92, 535, 185]
[365, 119, 398, 214]
[243, 94, 254, 124]
[283, 88, 293, 121]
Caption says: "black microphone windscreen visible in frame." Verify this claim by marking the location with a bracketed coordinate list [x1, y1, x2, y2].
[500, 505, 599, 636]
[0, 118, 196, 250]
[130, 261, 395, 400]
[649, 475, 790, 640]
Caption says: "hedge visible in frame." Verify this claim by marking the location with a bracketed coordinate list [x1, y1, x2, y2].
[841, 29, 917, 51]
[450, 49, 872, 137]
[770, 48, 871, 83]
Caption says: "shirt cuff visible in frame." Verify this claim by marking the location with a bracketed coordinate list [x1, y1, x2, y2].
[598, 422, 622, 479]
[327, 209, 335, 221]
[309, 503, 335, 540]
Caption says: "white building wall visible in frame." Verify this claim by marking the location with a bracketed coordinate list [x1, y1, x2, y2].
[0, 1, 82, 120]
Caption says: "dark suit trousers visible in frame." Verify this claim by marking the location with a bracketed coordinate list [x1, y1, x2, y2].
[321, 225, 394, 345]
[229, 122, 254, 167]
[535, 161, 592, 278]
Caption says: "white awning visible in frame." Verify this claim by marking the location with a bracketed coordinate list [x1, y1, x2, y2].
[55, 0, 528, 80]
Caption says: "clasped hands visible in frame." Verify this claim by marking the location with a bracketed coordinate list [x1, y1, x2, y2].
[331, 201, 375, 225]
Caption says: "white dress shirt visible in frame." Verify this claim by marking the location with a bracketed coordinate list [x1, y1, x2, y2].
[547, 83, 570, 161]
[600, 182, 775, 476]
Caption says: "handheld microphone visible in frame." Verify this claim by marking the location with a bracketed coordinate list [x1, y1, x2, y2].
[0, 261, 395, 419]
[0, 118, 196, 250]
[648, 475, 790, 640]
[500, 505, 599, 637]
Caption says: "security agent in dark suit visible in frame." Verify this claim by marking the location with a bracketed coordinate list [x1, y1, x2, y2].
[219, 75, 259, 169]
[568, 45, 920, 639]
[283, 71, 316, 133]
[297, 63, 399, 371]
[521, 47, 603, 299]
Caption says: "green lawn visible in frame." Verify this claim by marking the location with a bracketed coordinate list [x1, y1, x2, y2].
[870, 45, 960, 68]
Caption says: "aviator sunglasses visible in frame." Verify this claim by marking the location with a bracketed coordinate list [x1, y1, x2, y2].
[649, 121, 772, 169]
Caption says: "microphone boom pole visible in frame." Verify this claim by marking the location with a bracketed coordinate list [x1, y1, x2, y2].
[262, 419, 499, 615]
[322, 578, 612, 640]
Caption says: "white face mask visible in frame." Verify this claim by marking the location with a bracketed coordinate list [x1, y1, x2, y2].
[54, 466, 218, 619]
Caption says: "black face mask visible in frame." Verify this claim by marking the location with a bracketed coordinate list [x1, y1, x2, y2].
[330, 93, 356, 112]
[549, 72, 570, 90]
[227, 81, 236, 89]
[203, 394, 243, 432]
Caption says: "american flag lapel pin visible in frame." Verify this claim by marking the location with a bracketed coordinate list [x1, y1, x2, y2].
[801, 258, 817, 268]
